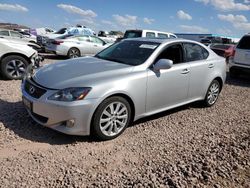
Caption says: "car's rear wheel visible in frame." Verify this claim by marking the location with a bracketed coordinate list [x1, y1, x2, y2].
[203, 80, 221, 107]
[92, 96, 131, 140]
[0, 55, 29, 80]
[67, 48, 81, 59]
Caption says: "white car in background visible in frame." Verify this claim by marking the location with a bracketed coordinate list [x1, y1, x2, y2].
[123, 29, 177, 39]
[0, 38, 40, 80]
[229, 34, 250, 78]
[0, 29, 37, 43]
[45, 35, 112, 58]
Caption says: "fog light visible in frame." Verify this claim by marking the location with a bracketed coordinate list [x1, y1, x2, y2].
[66, 119, 75, 128]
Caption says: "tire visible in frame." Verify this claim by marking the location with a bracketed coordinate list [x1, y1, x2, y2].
[67, 48, 81, 59]
[203, 80, 221, 107]
[92, 96, 132, 141]
[0, 55, 29, 80]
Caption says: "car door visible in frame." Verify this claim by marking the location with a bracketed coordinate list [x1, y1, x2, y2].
[234, 35, 250, 66]
[182, 43, 211, 100]
[89, 36, 106, 54]
[146, 43, 190, 113]
[77, 36, 93, 55]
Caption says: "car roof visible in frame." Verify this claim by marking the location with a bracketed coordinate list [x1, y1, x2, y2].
[123, 37, 201, 45]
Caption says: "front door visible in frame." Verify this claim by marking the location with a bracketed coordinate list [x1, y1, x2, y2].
[146, 43, 190, 113]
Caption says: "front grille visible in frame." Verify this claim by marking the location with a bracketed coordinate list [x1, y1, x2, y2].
[31, 112, 48, 123]
[24, 80, 47, 99]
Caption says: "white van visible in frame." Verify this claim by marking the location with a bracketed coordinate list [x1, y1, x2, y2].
[229, 34, 250, 78]
[123, 29, 177, 39]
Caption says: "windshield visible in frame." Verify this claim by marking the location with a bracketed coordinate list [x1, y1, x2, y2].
[124, 30, 142, 39]
[95, 40, 160, 66]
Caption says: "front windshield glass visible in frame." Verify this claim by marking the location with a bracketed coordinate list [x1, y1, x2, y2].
[95, 40, 160, 66]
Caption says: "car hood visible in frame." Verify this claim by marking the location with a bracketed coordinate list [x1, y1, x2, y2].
[33, 57, 133, 89]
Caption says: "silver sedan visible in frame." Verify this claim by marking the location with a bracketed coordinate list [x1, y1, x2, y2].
[22, 38, 226, 140]
[45, 35, 112, 58]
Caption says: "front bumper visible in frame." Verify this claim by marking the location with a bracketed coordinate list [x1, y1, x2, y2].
[21, 79, 99, 136]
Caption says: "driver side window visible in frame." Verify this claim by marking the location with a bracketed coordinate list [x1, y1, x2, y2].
[155, 44, 184, 64]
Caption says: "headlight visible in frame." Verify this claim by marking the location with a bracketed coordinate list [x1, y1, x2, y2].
[48, 87, 91, 102]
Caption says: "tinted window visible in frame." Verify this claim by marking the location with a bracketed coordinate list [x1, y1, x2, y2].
[96, 40, 160, 66]
[0, 30, 9, 36]
[158, 33, 168, 38]
[237, 36, 250, 50]
[183, 43, 209, 62]
[10, 31, 22, 37]
[146, 32, 156, 38]
[124, 31, 142, 38]
[156, 44, 183, 64]
[90, 36, 104, 44]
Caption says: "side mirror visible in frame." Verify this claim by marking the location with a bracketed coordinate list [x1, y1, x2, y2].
[153, 59, 173, 72]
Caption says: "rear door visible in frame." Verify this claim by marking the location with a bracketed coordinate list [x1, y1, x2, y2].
[183, 42, 211, 100]
[234, 35, 250, 66]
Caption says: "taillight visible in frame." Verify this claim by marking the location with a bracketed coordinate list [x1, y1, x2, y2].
[52, 40, 64, 45]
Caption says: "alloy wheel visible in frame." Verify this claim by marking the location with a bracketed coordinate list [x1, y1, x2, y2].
[6, 59, 26, 78]
[69, 49, 80, 58]
[207, 82, 220, 105]
[99, 102, 128, 137]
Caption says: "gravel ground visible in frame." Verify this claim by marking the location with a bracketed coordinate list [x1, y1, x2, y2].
[0, 55, 249, 188]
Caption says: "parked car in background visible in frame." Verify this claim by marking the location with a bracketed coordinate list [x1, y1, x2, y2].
[200, 38, 212, 46]
[229, 34, 250, 78]
[22, 38, 226, 140]
[0, 29, 37, 43]
[29, 27, 55, 36]
[37, 27, 95, 47]
[0, 38, 41, 79]
[98, 30, 121, 43]
[121, 29, 177, 40]
[209, 43, 235, 63]
[45, 35, 112, 58]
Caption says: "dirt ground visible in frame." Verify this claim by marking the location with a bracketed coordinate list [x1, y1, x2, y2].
[0, 55, 249, 187]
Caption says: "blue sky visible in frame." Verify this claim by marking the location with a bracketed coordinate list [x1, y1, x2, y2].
[0, 0, 250, 37]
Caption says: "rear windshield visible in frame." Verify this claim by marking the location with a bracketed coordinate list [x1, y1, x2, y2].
[237, 36, 250, 50]
[124, 31, 142, 39]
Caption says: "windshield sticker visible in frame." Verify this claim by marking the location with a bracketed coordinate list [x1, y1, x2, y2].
[139, 44, 157, 49]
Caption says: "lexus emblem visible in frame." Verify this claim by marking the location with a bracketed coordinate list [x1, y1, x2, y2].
[29, 86, 35, 94]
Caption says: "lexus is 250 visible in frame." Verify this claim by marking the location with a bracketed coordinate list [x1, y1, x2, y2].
[22, 38, 226, 140]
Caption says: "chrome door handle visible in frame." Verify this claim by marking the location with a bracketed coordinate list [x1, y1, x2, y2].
[208, 64, 214, 68]
[181, 69, 190, 74]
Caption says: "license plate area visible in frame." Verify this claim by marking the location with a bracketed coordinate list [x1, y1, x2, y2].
[22, 96, 32, 111]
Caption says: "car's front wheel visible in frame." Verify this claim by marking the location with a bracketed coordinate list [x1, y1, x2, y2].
[67, 48, 81, 59]
[92, 96, 132, 140]
[0, 55, 29, 80]
[203, 79, 221, 107]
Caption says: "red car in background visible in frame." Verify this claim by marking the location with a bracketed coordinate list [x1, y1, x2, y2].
[209, 44, 235, 63]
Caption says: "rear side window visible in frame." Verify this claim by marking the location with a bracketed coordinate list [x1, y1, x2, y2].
[237, 36, 250, 50]
[158, 33, 168, 38]
[0, 30, 9, 36]
[146, 32, 156, 38]
[124, 31, 142, 38]
[183, 43, 209, 62]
